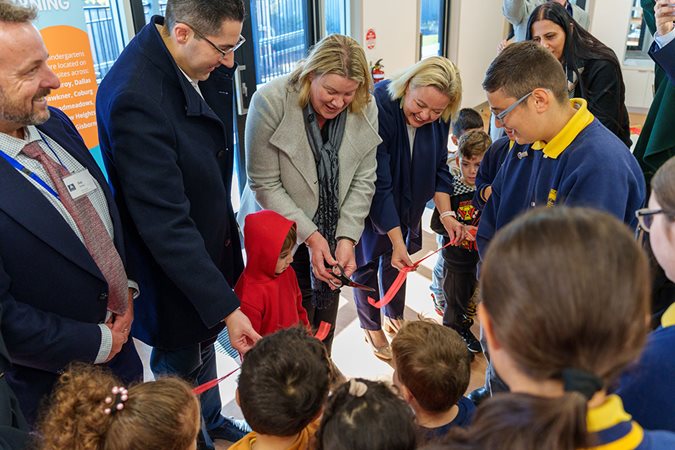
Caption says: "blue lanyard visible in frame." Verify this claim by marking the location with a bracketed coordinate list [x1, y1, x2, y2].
[0, 143, 61, 199]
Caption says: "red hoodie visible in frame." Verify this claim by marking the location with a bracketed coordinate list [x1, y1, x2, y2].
[235, 210, 309, 336]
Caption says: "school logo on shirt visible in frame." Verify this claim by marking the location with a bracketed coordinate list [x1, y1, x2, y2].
[547, 189, 558, 207]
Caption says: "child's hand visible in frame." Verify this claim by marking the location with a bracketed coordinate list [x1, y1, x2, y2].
[464, 225, 478, 242]
[441, 215, 464, 245]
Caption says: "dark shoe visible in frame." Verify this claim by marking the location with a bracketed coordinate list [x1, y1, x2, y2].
[457, 326, 482, 354]
[208, 417, 251, 442]
[467, 386, 491, 406]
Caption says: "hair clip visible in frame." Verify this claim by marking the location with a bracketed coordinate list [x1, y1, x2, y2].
[348, 379, 368, 398]
[103, 386, 129, 415]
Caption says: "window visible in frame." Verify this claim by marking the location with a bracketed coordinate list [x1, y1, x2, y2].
[250, 0, 310, 85]
[83, 0, 132, 82]
[420, 0, 447, 59]
[325, 0, 349, 35]
[625, 0, 654, 61]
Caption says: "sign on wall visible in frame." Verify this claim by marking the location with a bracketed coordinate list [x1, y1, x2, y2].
[20, 0, 100, 150]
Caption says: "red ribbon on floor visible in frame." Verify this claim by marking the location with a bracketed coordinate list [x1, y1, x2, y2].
[368, 228, 477, 309]
[314, 321, 331, 341]
[192, 366, 241, 395]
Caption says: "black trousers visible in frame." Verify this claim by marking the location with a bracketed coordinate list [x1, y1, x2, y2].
[441, 268, 477, 330]
[292, 244, 340, 354]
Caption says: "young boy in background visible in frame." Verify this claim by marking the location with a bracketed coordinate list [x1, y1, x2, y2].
[430, 108, 484, 316]
[232, 327, 332, 449]
[392, 321, 475, 443]
[235, 210, 309, 336]
[431, 131, 491, 353]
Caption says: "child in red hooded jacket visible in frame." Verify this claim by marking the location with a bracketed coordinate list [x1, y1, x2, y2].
[236, 210, 310, 336]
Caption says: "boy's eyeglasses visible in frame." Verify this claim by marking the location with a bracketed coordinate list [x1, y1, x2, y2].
[635, 208, 664, 232]
[493, 91, 533, 123]
[177, 21, 246, 59]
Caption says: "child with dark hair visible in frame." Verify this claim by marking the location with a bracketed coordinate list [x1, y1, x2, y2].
[232, 326, 332, 450]
[235, 210, 309, 336]
[430, 109, 484, 316]
[440, 207, 675, 450]
[317, 378, 417, 450]
[392, 321, 474, 443]
[431, 130, 491, 352]
[37, 363, 200, 450]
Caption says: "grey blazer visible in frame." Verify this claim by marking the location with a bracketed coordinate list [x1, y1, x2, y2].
[238, 75, 382, 243]
[503, 0, 590, 42]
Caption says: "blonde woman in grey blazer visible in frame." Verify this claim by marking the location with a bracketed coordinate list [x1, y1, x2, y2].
[238, 34, 381, 351]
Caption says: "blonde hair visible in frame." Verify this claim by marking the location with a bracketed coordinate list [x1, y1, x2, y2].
[38, 364, 200, 450]
[287, 34, 372, 114]
[387, 56, 462, 122]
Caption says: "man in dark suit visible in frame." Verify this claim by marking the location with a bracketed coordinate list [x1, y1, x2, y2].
[96, 0, 260, 447]
[0, 1, 141, 428]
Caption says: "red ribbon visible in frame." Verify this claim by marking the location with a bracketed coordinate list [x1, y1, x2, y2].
[314, 321, 331, 341]
[192, 366, 241, 395]
[368, 228, 478, 309]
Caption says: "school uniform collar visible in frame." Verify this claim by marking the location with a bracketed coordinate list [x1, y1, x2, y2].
[587, 394, 645, 449]
[661, 303, 675, 328]
[532, 98, 594, 160]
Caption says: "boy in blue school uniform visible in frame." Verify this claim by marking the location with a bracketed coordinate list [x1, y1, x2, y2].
[468, 41, 646, 406]
[476, 41, 645, 255]
[392, 321, 475, 444]
[473, 126, 515, 210]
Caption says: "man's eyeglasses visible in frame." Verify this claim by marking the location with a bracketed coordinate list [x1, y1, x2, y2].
[635, 208, 664, 232]
[493, 91, 533, 123]
[177, 21, 246, 59]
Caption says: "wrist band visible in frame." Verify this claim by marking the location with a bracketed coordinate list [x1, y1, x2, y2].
[439, 211, 456, 220]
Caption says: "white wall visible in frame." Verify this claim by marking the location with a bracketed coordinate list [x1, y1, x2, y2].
[447, 0, 505, 108]
[350, 0, 418, 77]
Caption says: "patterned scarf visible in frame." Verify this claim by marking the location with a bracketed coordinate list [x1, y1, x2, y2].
[303, 103, 346, 308]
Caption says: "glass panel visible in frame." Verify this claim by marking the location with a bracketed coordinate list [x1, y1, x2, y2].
[325, 0, 349, 35]
[83, 0, 131, 82]
[625, 0, 654, 61]
[250, 0, 309, 85]
[142, 0, 168, 25]
[420, 0, 444, 58]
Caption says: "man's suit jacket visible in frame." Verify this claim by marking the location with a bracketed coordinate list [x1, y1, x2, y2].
[96, 16, 242, 350]
[0, 303, 28, 450]
[650, 38, 675, 85]
[0, 108, 141, 425]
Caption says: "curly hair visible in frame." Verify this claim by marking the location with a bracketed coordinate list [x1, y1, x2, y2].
[37, 363, 200, 450]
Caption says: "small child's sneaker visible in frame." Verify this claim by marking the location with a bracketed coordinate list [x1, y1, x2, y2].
[457, 327, 482, 354]
[430, 293, 445, 317]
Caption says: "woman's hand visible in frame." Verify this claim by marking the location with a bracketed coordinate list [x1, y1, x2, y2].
[655, 0, 675, 37]
[391, 242, 414, 270]
[442, 215, 464, 245]
[305, 231, 338, 285]
[335, 238, 357, 278]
